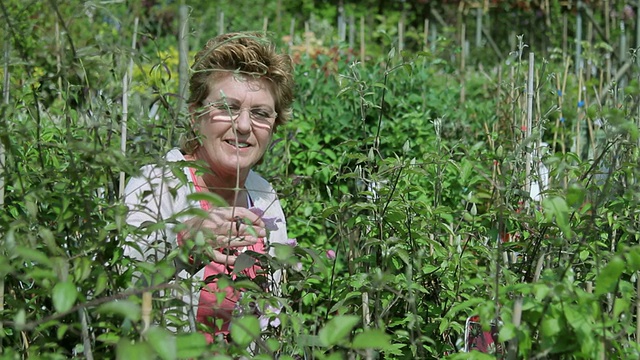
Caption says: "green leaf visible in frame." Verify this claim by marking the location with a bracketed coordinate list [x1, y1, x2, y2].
[14, 309, 26, 330]
[145, 326, 176, 360]
[230, 316, 261, 347]
[96, 332, 120, 345]
[232, 253, 256, 274]
[52, 281, 77, 313]
[96, 300, 141, 321]
[176, 333, 207, 358]
[498, 322, 516, 342]
[540, 317, 561, 337]
[319, 315, 360, 346]
[595, 256, 625, 295]
[542, 196, 572, 236]
[116, 339, 155, 360]
[186, 192, 227, 207]
[351, 329, 391, 349]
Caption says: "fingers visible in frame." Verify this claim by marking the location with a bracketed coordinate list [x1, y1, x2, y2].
[207, 248, 237, 266]
[212, 234, 259, 248]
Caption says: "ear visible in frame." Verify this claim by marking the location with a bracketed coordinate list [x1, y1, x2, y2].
[188, 103, 199, 126]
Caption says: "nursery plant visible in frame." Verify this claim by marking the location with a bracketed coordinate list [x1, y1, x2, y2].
[2, 1, 640, 359]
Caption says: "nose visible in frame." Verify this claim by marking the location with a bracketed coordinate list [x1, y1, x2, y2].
[233, 108, 252, 133]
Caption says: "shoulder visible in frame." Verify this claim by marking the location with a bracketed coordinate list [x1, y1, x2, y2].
[246, 170, 275, 192]
[124, 149, 190, 199]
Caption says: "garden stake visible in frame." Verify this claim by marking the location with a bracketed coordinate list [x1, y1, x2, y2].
[423, 18, 429, 51]
[398, 12, 404, 53]
[217, 10, 224, 35]
[119, 17, 139, 199]
[562, 12, 568, 59]
[288, 18, 295, 47]
[475, 7, 482, 48]
[506, 298, 522, 360]
[458, 3, 466, 104]
[55, 20, 62, 102]
[637, 271, 640, 346]
[525, 52, 534, 199]
[0, 22, 8, 343]
[263, 16, 268, 33]
[178, 6, 188, 114]
[576, 1, 583, 75]
[79, 308, 93, 360]
[575, 71, 583, 159]
[348, 15, 355, 50]
[360, 16, 365, 65]
[605, 0, 612, 84]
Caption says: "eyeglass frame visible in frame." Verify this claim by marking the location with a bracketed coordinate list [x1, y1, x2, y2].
[204, 100, 278, 127]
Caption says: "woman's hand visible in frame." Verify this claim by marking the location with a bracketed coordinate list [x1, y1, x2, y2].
[180, 207, 267, 266]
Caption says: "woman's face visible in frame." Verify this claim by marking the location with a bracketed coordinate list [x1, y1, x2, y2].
[194, 73, 276, 180]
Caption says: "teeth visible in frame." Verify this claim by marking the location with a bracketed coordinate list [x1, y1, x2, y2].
[226, 140, 249, 148]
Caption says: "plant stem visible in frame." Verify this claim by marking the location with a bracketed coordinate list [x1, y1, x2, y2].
[79, 309, 94, 360]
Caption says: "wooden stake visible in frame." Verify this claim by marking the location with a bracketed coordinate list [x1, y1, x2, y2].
[398, 16, 404, 53]
[289, 18, 295, 47]
[459, 7, 466, 104]
[119, 17, 139, 199]
[525, 52, 534, 198]
[218, 11, 225, 35]
[562, 12, 568, 60]
[575, 1, 583, 74]
[424, 18, 429, 51]
[475, 8, 482, 48]
[55, 20, 62, 101]
[1, 22, 9, 341]
[349, 15, 355, 50]
[506, 298, 523, 360]
[605, 0, 611, 85]
[360, 16, 365, 65]
[263, 16, 269, 33]
[178, 5, 188, 113]
[276, 0, 281, 33]
[636, 272, 640, 346]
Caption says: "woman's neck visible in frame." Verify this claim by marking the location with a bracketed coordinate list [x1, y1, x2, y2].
[185, 152, 249, 208]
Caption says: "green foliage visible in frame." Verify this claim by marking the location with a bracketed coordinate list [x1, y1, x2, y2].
[2, 1, 640, 359]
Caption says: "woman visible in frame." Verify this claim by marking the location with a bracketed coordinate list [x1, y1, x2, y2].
[123, 32, 294, 343]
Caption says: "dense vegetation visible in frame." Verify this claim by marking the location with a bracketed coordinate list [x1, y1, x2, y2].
[1, 0, 640, 359]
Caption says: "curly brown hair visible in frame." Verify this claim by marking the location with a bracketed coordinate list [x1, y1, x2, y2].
[182, 32, 294, 153]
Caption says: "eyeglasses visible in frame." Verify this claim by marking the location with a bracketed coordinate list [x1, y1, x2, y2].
[207, 102, 277, 125]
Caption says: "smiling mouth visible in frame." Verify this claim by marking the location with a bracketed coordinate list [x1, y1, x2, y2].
[225, 140, 250, 148]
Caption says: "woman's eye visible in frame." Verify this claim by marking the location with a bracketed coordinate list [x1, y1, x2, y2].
[252, 109, 270, 118]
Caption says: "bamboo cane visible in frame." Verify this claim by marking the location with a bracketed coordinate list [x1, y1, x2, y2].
[0, 22, 9, 342]
[398, 10, 405, 53]
[349, 15, 355, 50]
[459, 6, 466, 104]
[506, 298, 523, 360]
[360, 16, 365, 65]
[562, 12, 568, 60]
[525, 52, 534, 198]
[637, 272, 640, 347]
[289, 18, 295, 48]
[79, 308, 94, 360]
[574, 72, 584, 159]
[119, 17, 139, 199]
[605, 0, 611, 85]
[178, 5, 188, 114]
[218, 11, 225, 35]
[576, 1, 583, 74]
[55, 20, 62, 102]
[475, 8, 482, 48]
[424, 18, 429, 51]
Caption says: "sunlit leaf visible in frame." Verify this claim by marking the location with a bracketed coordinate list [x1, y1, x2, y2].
[319, 315, 360, 346]
[351, 329, 391, 349]
[52, 281, 77, 313]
